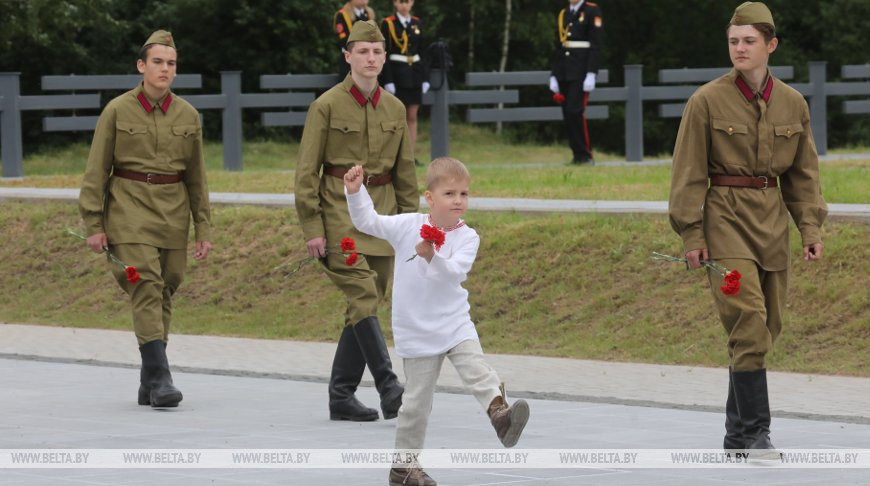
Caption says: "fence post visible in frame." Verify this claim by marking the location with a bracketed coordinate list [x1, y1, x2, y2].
[808, 61, 827, 156]
[624, 65, 643, 162]
[221, 71, 244, 171]
[429, 68, 449, 160]
[0, 73, 24, 178]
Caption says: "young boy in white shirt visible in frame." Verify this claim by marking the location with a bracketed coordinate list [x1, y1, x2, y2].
[344, 157, 530, 486]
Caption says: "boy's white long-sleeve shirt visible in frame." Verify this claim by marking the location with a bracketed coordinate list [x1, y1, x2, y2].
[346, 185, 480, 358]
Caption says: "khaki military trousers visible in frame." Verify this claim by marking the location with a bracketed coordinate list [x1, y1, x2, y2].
[395, 339, 502, 453]
[110, 243, 186, 346]
[708, 258, 787, 372]
[321, 252, 393, 325]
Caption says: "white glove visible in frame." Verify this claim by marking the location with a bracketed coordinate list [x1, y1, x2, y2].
[583, 72, 597, 92]
[384, 83, 396, 94]
[548, 76, 560, 94]
[422, 82, 430, 94]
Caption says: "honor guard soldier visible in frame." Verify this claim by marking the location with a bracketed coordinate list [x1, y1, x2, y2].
[380, 0, 430, 165]
[296, 20, 419, 422]
[669, 2, 827, 459]
[335, 0, 376, 79]
[78, 30, 212, 409]
[549, 0, 603, 164]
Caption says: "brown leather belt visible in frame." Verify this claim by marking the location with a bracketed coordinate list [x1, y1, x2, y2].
[113, 168, 184, 184]
[710, 175, 777, 189]
[323, 166, 392, 186]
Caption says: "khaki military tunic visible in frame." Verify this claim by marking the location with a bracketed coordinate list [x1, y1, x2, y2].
[295, 75, 418, 257]
[669, 69, 827, 271]
[79, 83, 211, 248]
[669, 69, 827, 370]
[78, 83, 211, 344]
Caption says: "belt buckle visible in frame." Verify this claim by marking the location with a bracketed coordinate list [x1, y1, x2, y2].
[365, 174, 373, 186]
[146, 173, 154, 184]
[758, 176, 769, 189]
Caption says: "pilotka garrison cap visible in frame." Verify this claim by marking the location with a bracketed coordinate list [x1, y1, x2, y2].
[346, 20, 385, 45]
[142, 30, 176, 49]
[729, 2, 775, 29]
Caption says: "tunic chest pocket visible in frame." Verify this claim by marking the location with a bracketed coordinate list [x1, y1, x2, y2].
[115, 121, 153, 159]
[169, 124, 198, 161]
[379, 120, 403, 159]
[772, 122, 804, 171]
[711, 118, 750, 167]
[329, 118, 363, 160]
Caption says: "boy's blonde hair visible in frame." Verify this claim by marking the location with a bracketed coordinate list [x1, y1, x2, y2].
[424, 157, 470, 190]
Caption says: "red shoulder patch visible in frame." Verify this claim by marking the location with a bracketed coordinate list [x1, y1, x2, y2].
[386, 15, 396, 21]
[336, 23, 344, 34]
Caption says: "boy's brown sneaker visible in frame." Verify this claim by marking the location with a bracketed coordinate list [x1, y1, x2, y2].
[389, 465, 437, 486]
[487, 383, 530, 448]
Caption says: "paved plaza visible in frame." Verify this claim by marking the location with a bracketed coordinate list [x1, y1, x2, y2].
[1, 323, 867, 485]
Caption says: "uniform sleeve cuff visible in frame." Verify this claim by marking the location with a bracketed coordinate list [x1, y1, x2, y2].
[682, 230, 707, 255]
[194, 224, 211, 242]
[300, 218, 326, 242]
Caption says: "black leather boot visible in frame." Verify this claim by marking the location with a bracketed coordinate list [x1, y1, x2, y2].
[139, 340, 183, 408]
[352, 316, 403, 420]
[732, 368, 780, 460]
[723, 368, 745, 451]
[329, 325, 379, 421]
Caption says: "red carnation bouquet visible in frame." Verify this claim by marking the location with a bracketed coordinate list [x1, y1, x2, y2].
[406, 224, 446, 262]
[553, 93, 566, 104]
[652, 251, 742, 296]
[66, 229, 140, 284]
[275, 237, 359, 276]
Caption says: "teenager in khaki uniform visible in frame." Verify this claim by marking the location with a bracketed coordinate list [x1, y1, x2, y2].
[669, 2, 826, 458]
[334, 0, 376, 79]
[296, 20, 418, 422]
[78, 30, 212, 408]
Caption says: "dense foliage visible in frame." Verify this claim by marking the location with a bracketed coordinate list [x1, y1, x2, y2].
[2, 0, 869, 154]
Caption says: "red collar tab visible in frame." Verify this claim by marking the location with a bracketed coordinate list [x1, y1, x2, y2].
[137, 92, 153, 113]
[136, 91, 173, 113]
[428, 214, 465, 232]
[350, 84, 380, 108]
[735, 75, 773, 103]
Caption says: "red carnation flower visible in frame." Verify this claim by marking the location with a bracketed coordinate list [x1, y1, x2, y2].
[125, 266, 140, 284]
[553, 93, 566, 104]
[720, 279, 741, 296]
[651, 251, 742, 297]
[420, 224, 446, 251]
[340, 237, 356, 252]
[344, 252, 358, 266]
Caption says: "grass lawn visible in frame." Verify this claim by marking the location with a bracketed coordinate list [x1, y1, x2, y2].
[1, 124, 867, 376]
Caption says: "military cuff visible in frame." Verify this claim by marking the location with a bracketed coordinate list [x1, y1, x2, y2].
[799, 226, 822, 247]
[85, 220, 105, 237]
[681, 230, 707, 255]
[194, 223, 211, 242]
[300, 218, 326, 242]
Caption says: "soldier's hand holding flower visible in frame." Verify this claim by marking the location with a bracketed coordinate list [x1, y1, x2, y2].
[343, 165, 365, 194]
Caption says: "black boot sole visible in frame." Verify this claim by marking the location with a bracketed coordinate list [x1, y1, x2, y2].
[329, 411, 379, 421]
[150, 390, 183, 408]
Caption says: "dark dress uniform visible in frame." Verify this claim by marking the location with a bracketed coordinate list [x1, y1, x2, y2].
[669, 2, 826, 457]
[550, 1, 603, 163]
[334, 2, 376, 78]
[380, 14, 428, 105]
[78, 31, 211, 409]
[296, 20, 418, 422]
